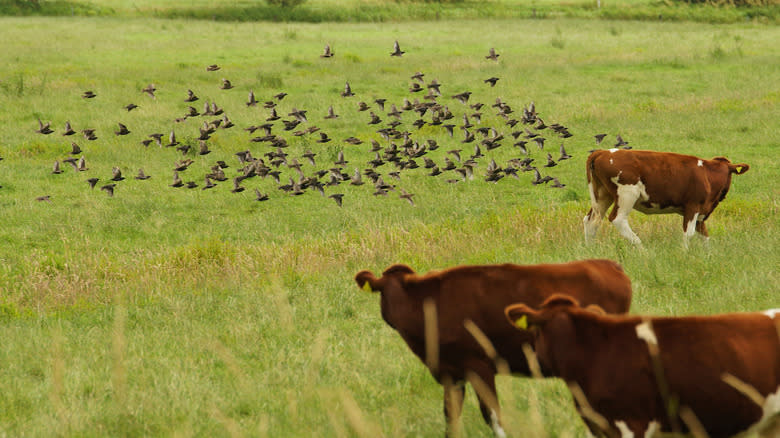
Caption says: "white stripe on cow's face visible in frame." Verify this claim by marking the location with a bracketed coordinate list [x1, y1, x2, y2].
[763, 309, 780, 319]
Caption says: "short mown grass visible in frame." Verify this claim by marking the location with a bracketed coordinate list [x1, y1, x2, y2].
[0, 14, 777, 437]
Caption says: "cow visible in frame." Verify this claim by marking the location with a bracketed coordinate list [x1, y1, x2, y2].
[354, 259, 632, 437]
[583, 149, 749, 247]
[505, 295, 780, 438]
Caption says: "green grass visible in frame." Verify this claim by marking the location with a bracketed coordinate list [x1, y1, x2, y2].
[3, 0, 779, 23]
[0, 14, 778, 437]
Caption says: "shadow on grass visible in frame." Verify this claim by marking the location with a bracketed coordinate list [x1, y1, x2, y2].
[0, 0, 113, 16]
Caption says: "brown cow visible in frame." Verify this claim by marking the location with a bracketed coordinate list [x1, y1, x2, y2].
[354, 259, 632, 436]
[583, 149, 749, 247]
[505, 295, 780, 437]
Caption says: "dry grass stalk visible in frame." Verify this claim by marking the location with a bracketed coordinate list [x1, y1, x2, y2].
[521, 343, 543, 379]
[443, 376, 463, 438]
[465, 371, 500, 415]
[423, 297, 439, 374]
[210, 404, 244, 438]
[679, 406, 711, 438]
[566, 382, 611, 434]
[721, 373, 766, 408]
[49, 325, 67, 429]
[463, 319, 510, 375]
[112, 303, 127, 409]
[339, 390, 384, 438]
[636, 318, 682, 433]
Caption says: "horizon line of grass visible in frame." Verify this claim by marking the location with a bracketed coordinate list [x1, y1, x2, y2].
[2, 0, 777, 24]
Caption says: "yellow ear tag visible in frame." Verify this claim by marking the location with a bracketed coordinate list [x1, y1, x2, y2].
[362, 282, 373, 293]
[514, 314, 528, 330]
[736, 166, 743, 173]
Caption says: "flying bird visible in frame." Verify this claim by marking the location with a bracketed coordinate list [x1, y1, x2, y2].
[124, 103, 138, 112]
[484, 77, 499, 87]
[36, 118, 54, 135]
[390, 40, 405, 57]
[206, 64, 220, 71]
[321, 44, 334, 58]
[135, 168, 151, 180]
[220, 79, 234, 90]
[62, 121, 76, 136]
[486, 47, 500, 61]
[100, 184, 116, 197]
[328, 193, 344, 207]
[142, 83, 156, 98]
[115, 123, 130, 136]
[82, 90, 97, 99]
[185, 89, 199, 102]
[341, 82, 354, 97]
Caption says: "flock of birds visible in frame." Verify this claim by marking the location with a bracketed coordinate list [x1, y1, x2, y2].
[26, 41, 631, 206]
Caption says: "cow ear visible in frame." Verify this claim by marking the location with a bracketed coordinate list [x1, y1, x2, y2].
[729, 163, 749, 175]
[505, 304, 545, 331]
[540, 294, 580, 309]
[355, 270, 380, 293]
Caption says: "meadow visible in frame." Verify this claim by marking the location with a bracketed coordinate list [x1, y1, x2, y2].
[0, 7, 778, 437]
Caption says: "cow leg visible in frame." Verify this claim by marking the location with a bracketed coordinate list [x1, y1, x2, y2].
[609, 183, 642, 245]
[681, 209, 700, 249]
[466, 368, 506, 438]
[443, 379, 465, 437]
[695, 220, 710, 246]
[584, 181, 613, 242]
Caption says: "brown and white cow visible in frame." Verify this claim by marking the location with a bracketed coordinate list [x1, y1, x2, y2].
[584, 149, 749, 247]
[354, 259, 632, 437]
[505, 295, 780, 438]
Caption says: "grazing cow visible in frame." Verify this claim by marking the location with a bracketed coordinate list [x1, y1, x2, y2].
[354, 259, 632, 437]
[505, 295, 780, 438]
[583, 149, 749, 247]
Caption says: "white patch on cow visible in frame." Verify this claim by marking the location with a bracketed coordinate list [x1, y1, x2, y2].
[644, 421, 660, 438]
[609, 148, 619, 153]
[615, 421, 634, 437]
[685, 213, 699, 238]
[697, 159, 703, 167]
[635, 320, 658, 347]
[762, 309, 780, 319]
[490, 410, 507, 438]
[610, 179, 647, 245]
[610, 158, 614, 165]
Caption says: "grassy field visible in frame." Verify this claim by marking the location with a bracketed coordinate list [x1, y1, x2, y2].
[5, 0, 779, 23]
[0, 11, 778, 437]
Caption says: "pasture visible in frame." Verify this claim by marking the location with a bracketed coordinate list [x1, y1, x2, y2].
[0, 8, 778, 437]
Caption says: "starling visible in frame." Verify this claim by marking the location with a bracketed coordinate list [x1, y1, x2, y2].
[36, 118, 54, 135]
[486, 47, 500, 61]
[321, 44, 334, 58]
[246, 90, 258, 106]
[125, 103, 138, 112]
[341, 82, 354, 97]
[594, 133, 607, 145]
[100, 184, 116, 197]
[82, 90, 97, 99]
[390, 40, 405, 57]
[206, 64, 220, 71]
[328, 193, 344, 207]
[111, 167, 125, 181]
[135, 168, 151, 180]
[221, 78, 234, 90]
[115, 123, 130, 136]
[484, 77, 499, 87]
[62, 121, 76, 136]
[142, 83, 156, 98]
[87, 177, 99, 189]
[52, 160, 63, 174]
[70, 142, 82, 155]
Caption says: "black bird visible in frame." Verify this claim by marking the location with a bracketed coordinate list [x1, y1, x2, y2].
[274, 92, 288, 101]
[594, 133, 607, 145]
[185, 89, 199, 102]
[484, 77, 499, 87]
[124, 103, 138, 112]
[62, 121, 76, 136]
[255, 188, 269, 201]
[111, 167, 125, 181]
[221, 79, 234, 90]
[317, 132, 331, 143]
[544, 153, 557, 167]
[82, 90, 97, 99]
[452, 91, 472, 104]
[341, 82, 354, 97]
[63, 157, 78, 171]
[142, 83, 156, 98]
[328, 193, 344, 207]
[198, 141, 211, 155]
[70, 142, 82, 155]
[170, 171, 183, 188]
[374, 98, 387, 111]
[36, 195, 51, 202]
[115, 123, 130, 136]
[324, 105, 339, 119]
[321, 44, 334, 58]
[390, 40, 405, 57]
[135, 168, 151, 180]
[100, 184, 116, 197]
[36, 118, 54, 135]
[52, 160, 63, 174]
[202, 177, 216, 190]
[550, 178, 566, 188]
[399, 188, 415, 206]
[87, 177, 99, 189]
[206, 64, 220, 71]
[486, 47, 500, 61]
[615, 134, 629, 148]
[558, 143, 572, 160]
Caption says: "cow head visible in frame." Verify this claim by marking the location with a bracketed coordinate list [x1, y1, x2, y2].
[505, 294, 580, 332]
[712, 157, 749, 175]
[355, 264, 416, 293]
